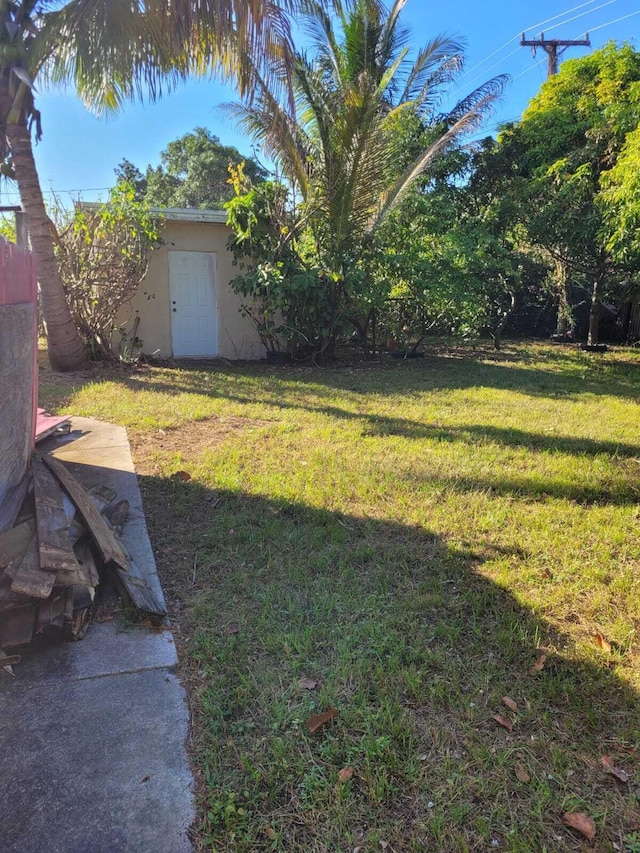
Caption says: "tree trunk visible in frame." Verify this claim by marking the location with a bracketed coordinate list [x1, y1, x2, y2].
[6, 122, 88, 371]
[587, 273, 605, 346]
[555, 259, 571, 335]
[493, 292, 516, 350]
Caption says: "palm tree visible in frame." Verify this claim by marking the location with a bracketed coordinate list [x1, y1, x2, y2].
[231, 0, 507, 350]
[0, 1, 297, 371]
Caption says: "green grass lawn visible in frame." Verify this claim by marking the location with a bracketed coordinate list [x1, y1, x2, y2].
[40, 341, 640, 852]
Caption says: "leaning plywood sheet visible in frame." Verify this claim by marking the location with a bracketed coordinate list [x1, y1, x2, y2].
[0, 303, 36, 533]
[42, 455, 129, 571]
[32, 454, 79, 574]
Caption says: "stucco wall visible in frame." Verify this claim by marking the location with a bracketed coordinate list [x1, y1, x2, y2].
[117, 219, 264, 360]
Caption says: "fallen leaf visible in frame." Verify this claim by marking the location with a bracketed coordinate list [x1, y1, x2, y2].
[338, 766, 353, 783]
[600, 755, 630, 783]
[530, 654, 547, 674]
[492, 714, 513, 732]
[562, 812, 596, 841]
[141, 775, 150, 783]
[171, 470, 191, 482]
[225, 622, 239, 635]
[306, 708, 338, 733]
[502, 696, 519, 714]
[515, 763, 531, 783]
[265, 826, 276, 840]
[299, 677, 318, 690]
[594, 632, 612, 654]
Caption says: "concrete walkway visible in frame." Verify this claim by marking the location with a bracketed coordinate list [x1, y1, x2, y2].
[0, 419, 195, 853]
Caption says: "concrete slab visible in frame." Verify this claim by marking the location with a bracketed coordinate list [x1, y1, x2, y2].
[0, 669, 194, 853]
[3, 619, 178, 687]
[0, 417, 195, 852]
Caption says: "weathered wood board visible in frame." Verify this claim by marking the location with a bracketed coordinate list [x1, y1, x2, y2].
[10, 537, 56, 599]
[32, 454, 79, 574]
[0, 519, 35, 568]
[42, 455, 129, 571]
[111, 530, 167, 618]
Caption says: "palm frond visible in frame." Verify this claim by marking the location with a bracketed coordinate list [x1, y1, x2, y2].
[373, 85, 505, 231]
[398, 35, 465, 105]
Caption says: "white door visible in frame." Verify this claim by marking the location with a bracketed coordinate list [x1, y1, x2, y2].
[169, 251, 218, 356]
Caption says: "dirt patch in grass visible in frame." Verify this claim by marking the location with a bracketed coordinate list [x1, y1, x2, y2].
[131, 415, 274, 471]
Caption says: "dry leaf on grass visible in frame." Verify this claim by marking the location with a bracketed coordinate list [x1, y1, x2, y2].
[530, 653, 547, 674]
[265, 827, 276, 840]
[299, 677, 318, 690]
[562, 812, 596, 841]
[170, 470, 192, 482]
[225, 622, 239, 635]
[594, 632, 612, 654]
[502, 696, 519, 713]
[306, 708, 338, 733]
[600, 755, 630, 783]
[515, 763, 531, 783]
[338, 767, 354, 783]
[492, 714, 513, 732]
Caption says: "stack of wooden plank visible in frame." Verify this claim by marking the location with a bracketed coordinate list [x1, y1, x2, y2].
[0, 452, 166, 654]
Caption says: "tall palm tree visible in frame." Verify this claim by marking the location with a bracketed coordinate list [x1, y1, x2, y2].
[231, 0, 507, 343]
[0, 0, 296, 371]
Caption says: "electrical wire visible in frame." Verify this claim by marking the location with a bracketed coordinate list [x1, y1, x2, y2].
[588, 7, 640, 31]
[538, 0, 617, 36]
[457, 0, 604, 84]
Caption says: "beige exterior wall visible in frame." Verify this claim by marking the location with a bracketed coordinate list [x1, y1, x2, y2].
[117, 218, 264, 360]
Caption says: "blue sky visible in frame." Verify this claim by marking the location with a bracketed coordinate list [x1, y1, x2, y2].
[9, 0, 640, 207]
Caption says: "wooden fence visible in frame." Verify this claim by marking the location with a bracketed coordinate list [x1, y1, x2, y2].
[0, 238, 38, 532]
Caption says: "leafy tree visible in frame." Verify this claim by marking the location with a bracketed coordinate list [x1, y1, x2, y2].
[225, 165, 328, 355]
[0, 0, 298, 371]
[55, 182, 162, 360]
[494, 43, 640, 345]
[600, 124, 640, 268]
[131, 127, 268, 209]
[114, 159, 148, 201]
[370, 145, 546, 349]
[230, 0, 506, 356]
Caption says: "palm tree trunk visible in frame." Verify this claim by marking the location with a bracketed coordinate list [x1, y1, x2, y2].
[6, 122, 88, 371]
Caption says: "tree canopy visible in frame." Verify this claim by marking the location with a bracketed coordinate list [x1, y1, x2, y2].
[490, 43, 640, 344]
[115, 127, 267, 209]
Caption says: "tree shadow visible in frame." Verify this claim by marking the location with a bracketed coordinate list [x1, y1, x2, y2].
[139, 475, 639, 851]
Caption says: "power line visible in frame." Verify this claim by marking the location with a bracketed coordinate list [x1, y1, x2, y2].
[457, 0, 604, 84]
[0, 186, 111, 197]
[537, 0, 616, 35]
[589, 7, 640, 31]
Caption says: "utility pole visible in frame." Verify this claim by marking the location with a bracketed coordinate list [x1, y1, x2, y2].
[520, 32, 591, 77]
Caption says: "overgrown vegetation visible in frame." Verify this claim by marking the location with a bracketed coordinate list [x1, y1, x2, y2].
[222, 26, 640, 356]
[225, 0, 506, 358]
[54, 183, 162, 360]
[40, 341, 640, 852]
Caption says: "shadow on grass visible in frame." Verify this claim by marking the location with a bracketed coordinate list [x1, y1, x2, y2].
[140, 475, 639, 852]
[131, 346, 640, 401]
